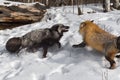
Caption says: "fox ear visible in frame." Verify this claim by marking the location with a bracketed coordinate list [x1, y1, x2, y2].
[51, 24, 59, 31]
[80, 22, 86, 28]
[91, 20, 94, 22]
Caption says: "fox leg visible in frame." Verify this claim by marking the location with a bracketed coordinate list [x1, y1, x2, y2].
[72, 41, 86, 48]
[57, 42, 61, 48]
[105, 52, 116, 69]
[42, 47, 48, 58]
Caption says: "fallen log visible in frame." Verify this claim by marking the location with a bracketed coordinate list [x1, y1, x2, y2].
[0, 2, 48, 30]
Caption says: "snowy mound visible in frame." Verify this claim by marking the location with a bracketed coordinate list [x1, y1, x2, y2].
[0, 3, 120, 80]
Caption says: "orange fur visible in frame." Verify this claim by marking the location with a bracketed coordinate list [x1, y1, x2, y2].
[79, 20, 119, 69]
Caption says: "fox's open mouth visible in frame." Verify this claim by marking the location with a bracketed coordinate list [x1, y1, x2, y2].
[63, 26, 69, 32]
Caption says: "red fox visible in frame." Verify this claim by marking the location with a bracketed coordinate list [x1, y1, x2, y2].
[73, 20, 120, 69]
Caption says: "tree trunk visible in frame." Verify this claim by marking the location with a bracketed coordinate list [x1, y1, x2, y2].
[103, 0, 110, 12]
[46, 0, 49, 6]
[77, 0, 82, 15]
[113, 0, 120, 9]
[72, 0, 74, 14]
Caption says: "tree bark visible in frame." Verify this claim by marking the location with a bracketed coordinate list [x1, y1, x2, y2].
[103, 0, 110, 12]
[113, 0, 120, 9]
[46, 0, 49, 6]
[77, 0, 82, 15]
[72, 0, 74, 14]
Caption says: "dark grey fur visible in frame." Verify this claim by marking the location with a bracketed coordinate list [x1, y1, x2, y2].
[6, 24, 69, 58]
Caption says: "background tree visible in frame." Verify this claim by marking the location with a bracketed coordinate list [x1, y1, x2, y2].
[71, 0, 74, 14]
[103, 0, 110, 12]
[113, 0, 120, 9]
[77, 0, 82, 15]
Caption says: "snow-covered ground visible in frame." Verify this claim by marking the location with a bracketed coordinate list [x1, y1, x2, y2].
[0, 1, 120, 80]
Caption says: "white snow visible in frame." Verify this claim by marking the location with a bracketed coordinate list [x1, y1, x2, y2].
[0, 1, 120, 80]
[0, 0, 44, 6]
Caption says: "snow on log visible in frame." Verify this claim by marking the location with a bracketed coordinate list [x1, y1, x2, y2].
[0, 3, 48, 30]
